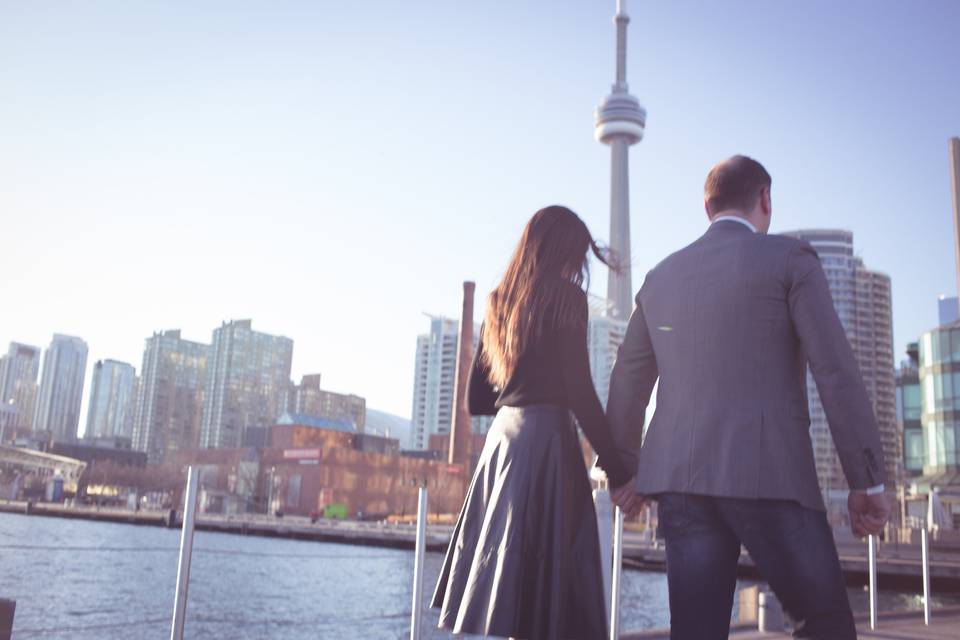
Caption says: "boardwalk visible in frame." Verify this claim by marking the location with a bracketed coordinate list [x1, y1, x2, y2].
[622, 609, 960, 639]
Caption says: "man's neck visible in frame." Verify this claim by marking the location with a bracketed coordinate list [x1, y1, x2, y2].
[710, 211, 758, 234]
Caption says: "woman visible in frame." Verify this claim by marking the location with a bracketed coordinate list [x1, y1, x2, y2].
[431, 205, 635, 639]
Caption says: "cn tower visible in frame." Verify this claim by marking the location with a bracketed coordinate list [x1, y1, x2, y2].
[595, 0, 646, 320]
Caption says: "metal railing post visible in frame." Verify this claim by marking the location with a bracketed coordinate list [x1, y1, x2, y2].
[609, 506, 624, 640]
[409, 487, 428, 640]
[921, 527, 931, 625]
[593, 484, 614, 621]
[758, 591, 785, 632]
[868, 534, 878, 630]
[170, 466, 200, 640]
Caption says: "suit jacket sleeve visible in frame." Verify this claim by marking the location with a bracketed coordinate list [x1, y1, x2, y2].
[787, 242, 887, 490]
[606, 284, 659, 473]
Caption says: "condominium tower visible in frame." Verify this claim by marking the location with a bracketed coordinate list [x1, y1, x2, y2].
[410, 316, 489, 451]
[32, 334, 88, 441]
[85, 359, 137, 439]
[0, 342, 42, 434]
[200, 320, 293, 449]
[132, 330, 207, 463]
[781, 230, 899, 495]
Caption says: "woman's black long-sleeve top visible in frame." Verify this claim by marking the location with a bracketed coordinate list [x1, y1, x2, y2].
[467, 290, 634, 489]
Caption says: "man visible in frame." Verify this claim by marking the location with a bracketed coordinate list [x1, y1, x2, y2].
[607, 155, 890, 639]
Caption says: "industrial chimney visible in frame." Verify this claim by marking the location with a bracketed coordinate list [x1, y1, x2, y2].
[449, 281, 476, 466]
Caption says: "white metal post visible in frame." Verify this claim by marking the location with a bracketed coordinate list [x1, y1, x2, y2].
[758, 591, 785, 632]
[170, 466, 200, 640]
[868, 534, 878, 630]
[609, 506, 624, 640]
[921, 527, 931, 625]
[409, 487, 428, 640]
[593, 485, 614, 621]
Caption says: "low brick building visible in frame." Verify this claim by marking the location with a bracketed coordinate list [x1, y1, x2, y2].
[170, 418, 466, 518]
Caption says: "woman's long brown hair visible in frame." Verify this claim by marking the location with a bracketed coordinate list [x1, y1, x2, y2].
[482, 205, 617, 387]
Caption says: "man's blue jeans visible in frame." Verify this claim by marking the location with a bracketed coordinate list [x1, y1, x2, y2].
[657, 493, 856, 639]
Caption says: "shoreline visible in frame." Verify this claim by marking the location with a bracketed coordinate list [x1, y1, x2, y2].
[4, 499, 960, 591]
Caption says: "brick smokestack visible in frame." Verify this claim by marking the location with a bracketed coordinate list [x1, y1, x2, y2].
[950, 137, 960, 303]
[449, 281, 476, 466]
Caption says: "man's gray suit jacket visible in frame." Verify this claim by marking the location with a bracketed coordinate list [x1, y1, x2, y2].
[606, 219, 886, 511]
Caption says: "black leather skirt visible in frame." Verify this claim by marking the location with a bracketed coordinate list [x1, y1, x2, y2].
[430, 405, 608, 640]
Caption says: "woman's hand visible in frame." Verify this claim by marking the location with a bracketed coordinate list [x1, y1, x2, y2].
[611, 477, 646, 518]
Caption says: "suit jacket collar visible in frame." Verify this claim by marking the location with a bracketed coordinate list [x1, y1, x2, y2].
[705, 218, 756, 236]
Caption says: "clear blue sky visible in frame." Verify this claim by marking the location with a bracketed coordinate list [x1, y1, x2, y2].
[1, 1, 957, 422]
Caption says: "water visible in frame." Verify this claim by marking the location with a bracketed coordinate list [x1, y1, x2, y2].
[0, 513, 953, 639]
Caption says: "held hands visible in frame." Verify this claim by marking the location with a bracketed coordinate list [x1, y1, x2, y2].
[611, 477, 646, 518]
[848, 490, 891, 538]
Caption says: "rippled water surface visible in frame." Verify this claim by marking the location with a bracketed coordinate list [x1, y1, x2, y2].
[0, 513, 953, 639]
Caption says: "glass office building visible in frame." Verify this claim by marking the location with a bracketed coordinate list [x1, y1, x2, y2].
[896, 343, 923, 476]
[918, 321, 960, 473]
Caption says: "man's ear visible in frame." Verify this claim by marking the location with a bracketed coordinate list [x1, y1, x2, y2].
[704, 198, 712, 221]
[761, 187, 772, 217]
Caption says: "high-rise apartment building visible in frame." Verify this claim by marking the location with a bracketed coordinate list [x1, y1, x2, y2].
[285, 374, 366, 431]
[781, 230, 899, 495]
[896, 343, 923, 477]
[85, 359, 137, 439]
[33, 334, 88, 441]
[587, 301, 629, 409]
[410, 316, 490, 451]
[132, 330, 207, 463]
[200, 320, 293, 449]
[0, 342, 41, 434]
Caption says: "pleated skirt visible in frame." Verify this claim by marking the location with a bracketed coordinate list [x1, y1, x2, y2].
[430, 405, 608, 640]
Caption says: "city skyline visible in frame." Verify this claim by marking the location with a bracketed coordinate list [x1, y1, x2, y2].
[1, 1, 959, 418]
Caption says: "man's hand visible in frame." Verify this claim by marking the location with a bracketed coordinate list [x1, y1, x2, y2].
[611, 478, 646, 518]
[848, 491, 890, 537]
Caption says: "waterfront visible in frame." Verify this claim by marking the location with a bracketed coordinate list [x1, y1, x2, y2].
[3, 514, 959, 639]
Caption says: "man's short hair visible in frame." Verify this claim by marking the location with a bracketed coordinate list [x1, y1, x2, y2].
[704, 155, 772, 215]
